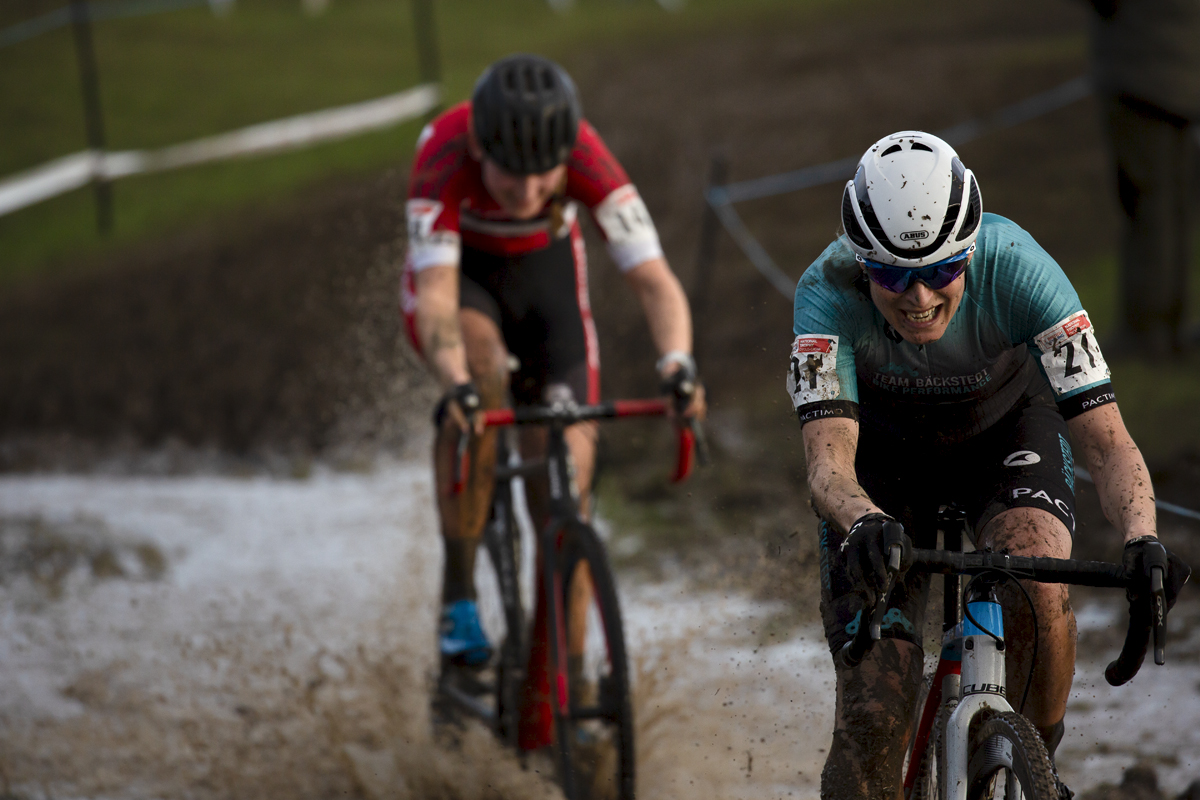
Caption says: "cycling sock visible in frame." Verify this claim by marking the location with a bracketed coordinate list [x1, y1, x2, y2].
[441, 537, 480, 604]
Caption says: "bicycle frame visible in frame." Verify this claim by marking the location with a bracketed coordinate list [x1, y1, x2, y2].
[942, 582, 1014, 800]
[890, 508, 1172, 800]
[904, 511, 1020, 800]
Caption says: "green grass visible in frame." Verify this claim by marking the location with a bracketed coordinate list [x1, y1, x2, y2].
[0, 0, 836, 282]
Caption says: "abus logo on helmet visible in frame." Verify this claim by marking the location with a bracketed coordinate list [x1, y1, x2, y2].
[900, 230, 929, 241]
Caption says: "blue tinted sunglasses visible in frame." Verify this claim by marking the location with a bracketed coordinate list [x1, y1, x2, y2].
[856, 244, 975, 293]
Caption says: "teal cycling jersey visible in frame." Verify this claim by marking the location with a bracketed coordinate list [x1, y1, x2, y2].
[788, 213, 1115, 444]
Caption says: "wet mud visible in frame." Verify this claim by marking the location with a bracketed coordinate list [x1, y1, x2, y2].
[0, 0, 1199, 795]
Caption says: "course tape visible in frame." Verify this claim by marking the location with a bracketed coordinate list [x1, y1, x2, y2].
[0, 82, 439, 218]
[704, 76, 1094, 301]
[1076, 468, 1200, 523]
[709, 76, 1092, 208]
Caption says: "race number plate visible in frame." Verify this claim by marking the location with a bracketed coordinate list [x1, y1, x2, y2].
[787, 334, 841, 406]
[1034, 311, 1110, 395]
[594, 186, 658, 247]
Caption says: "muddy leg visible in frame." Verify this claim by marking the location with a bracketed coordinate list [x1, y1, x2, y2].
[435, 307, 508, 604]
[822, 638, 924, 800]
[978, 507, 1077, 744]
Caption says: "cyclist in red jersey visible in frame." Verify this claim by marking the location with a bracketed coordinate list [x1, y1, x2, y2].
[401, 54, 704, 669]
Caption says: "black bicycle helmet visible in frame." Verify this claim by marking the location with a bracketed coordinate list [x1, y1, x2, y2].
[471, 54, 582, 175]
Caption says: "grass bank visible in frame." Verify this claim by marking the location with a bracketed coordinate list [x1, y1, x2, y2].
[0, 0, 842, 283]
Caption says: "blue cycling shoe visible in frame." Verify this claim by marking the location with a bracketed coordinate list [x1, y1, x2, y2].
[439, 599, 492, 668]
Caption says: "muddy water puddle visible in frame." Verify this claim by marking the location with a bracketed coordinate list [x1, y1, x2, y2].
[0, 467, 1194, 798]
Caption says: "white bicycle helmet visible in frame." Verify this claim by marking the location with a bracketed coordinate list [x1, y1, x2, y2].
[841, 131, 983, 267]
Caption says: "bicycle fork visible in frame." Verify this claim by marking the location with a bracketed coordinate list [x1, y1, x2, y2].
[944, 575, 1012, 800]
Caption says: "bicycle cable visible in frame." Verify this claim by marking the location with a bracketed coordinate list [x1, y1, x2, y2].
[961, 568, 1039, 715]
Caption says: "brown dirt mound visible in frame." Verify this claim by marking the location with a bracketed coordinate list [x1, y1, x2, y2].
[0, 171, 434, 470]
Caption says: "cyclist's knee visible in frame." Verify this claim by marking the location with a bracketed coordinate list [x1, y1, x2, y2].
[979, 506, 1071, 559]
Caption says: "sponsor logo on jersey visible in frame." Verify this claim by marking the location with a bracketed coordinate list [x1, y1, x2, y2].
[1003, 450, 1041, 467]
[1082, 392, 1116, 409]
[1010, 487, 1075, 532]
[1058, 433, 1076, 493]
[900, 230, 929, 241]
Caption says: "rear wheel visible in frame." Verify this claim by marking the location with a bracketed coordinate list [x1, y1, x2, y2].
[547, 520, 635, 800]
[967, 711, 1057, 800]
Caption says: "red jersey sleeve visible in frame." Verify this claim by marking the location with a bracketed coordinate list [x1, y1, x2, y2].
[567, 121, 664, 271]
[406, 103, 471, 271]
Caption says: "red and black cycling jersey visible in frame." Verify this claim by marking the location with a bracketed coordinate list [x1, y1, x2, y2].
[403, 101, 663, 272]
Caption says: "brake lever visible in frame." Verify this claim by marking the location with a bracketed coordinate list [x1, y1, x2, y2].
[1151, 564, 1166, 666]
[869, 543, 904, 640]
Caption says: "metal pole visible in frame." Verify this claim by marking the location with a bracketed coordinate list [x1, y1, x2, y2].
[410, 0, 442, 117]
[692, 154, 728, 317]
[69, 0, 112, 234]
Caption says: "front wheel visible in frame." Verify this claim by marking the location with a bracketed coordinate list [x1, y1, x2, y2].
[547, 520, 635, 800]
[967, 711, 1058, 800]
[910, 697, 956, 800]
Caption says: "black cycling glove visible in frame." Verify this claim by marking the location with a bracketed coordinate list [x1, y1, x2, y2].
[658, 352, 700, 413]
[1122, 536, 1191, 613]
[841, 513, 913, 606]
[435, 382, 482, 429]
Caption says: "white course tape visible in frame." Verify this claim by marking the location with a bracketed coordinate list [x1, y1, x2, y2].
[0, 82, 439, 218]
[0, 151, 103, 217]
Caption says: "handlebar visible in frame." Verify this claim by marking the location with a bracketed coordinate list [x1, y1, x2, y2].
[451, 398, 708, 491]
[835, 548, 1169, 686]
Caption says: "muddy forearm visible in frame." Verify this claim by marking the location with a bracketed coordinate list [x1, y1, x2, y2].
[1068, 404, 1157, 542]
[802, 418, 882, 532]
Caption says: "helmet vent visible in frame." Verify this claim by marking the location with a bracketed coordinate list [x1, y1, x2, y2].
[472, 54, 582, 175]
[910, 142, 933, 152]
[841, 187, 872, 250]
[880, 144, 902, 156]
[956, 177, 982, 241]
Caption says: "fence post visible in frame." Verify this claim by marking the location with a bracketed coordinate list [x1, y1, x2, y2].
[411, 0, 442, 118]
[69, 0, 112, 235]
[692, 153, 727, 318]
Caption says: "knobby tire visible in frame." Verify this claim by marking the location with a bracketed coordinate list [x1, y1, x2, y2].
[967, 711, 1057, 800]
[547, 520, 635, 800]
[483, 485, 526, 747]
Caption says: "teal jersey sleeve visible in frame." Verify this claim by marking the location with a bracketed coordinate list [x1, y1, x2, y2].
[788, 238, 864, 416]
[969, 214, 1113, 403]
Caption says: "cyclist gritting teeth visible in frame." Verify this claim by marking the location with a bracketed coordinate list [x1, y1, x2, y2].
[905, 307, 938, 321]
[787, 129, 1183, 800]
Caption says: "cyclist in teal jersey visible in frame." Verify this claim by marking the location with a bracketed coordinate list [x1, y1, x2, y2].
[788, 131, 1189, 800]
